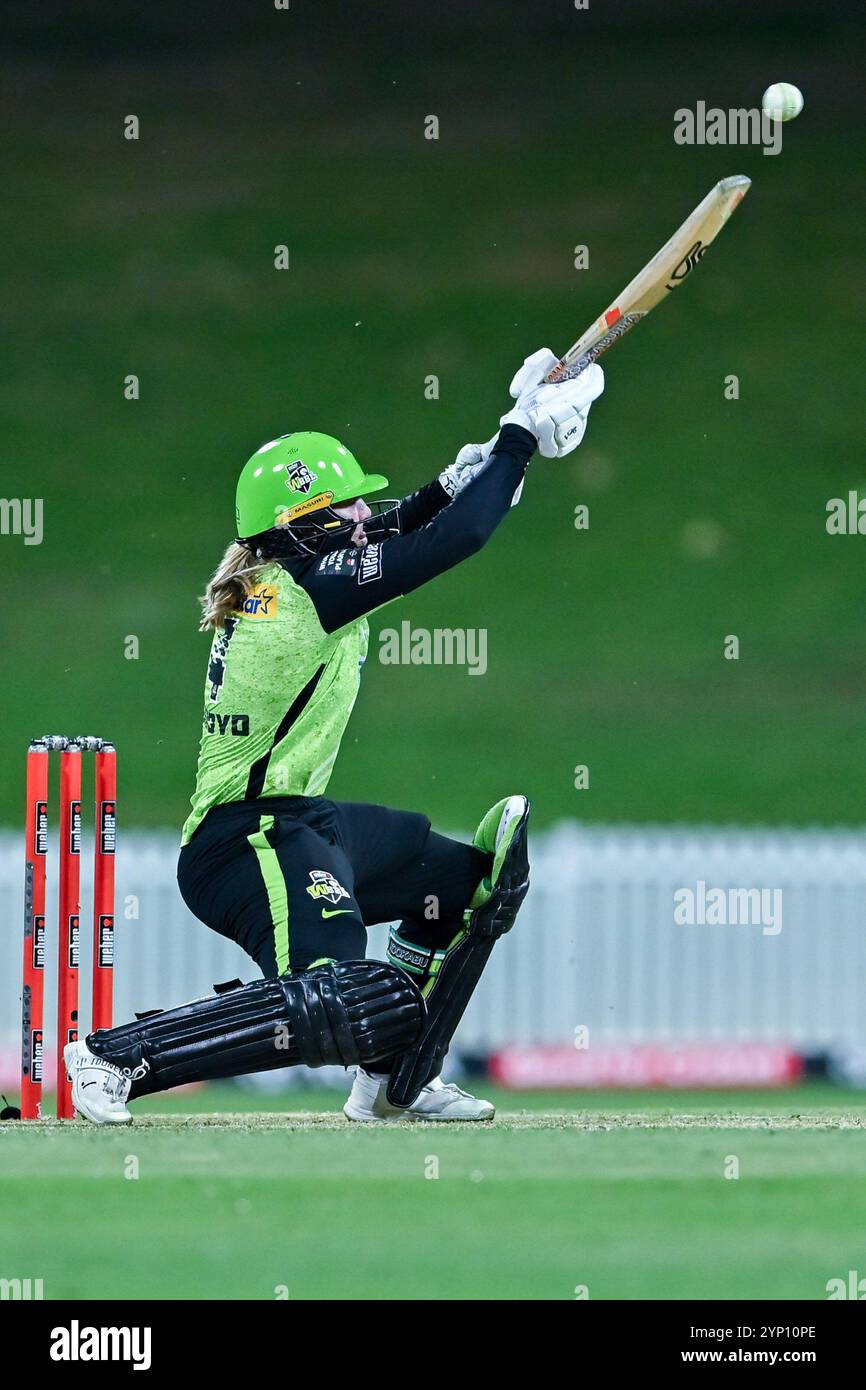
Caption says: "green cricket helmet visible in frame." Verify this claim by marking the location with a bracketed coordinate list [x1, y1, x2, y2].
[235, 431, 396, 556]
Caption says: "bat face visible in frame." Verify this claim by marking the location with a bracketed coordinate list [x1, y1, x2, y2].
[546, 175, 751, 383]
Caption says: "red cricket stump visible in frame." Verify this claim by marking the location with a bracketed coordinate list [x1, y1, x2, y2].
[56, 745, 82, 1120]
[92, 744, 116, 1032]
[20, 734, 117, 1120]
[21, 742, 49, 1120]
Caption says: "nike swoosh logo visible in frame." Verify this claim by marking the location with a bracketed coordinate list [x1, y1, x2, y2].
[321, 908, 354, 919]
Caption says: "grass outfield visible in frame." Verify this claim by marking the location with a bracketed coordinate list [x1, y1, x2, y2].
[2, 1085, 865, 1300]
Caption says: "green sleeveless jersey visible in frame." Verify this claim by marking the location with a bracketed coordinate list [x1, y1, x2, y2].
[181, 562, 368, 844]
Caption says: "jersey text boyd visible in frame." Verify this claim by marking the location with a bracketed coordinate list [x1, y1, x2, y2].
[203, 712, 250, 736]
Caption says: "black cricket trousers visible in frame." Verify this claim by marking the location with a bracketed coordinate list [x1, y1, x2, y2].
[177, 795, 489, 978]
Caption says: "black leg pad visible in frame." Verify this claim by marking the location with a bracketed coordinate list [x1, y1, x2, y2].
[387, 805, 531, 1107]
[87, 961, 426, 1098]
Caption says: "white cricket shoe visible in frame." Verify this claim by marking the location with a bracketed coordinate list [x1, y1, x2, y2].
[63, 1040, 137, 1125]
[343, 1067, 495, 1122]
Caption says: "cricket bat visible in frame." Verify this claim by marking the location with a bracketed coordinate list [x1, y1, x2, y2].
[545, 174, 751, 384]
[501, 175, 750, 504]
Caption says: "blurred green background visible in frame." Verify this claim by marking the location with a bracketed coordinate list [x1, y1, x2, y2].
[3, 0, 864, 830]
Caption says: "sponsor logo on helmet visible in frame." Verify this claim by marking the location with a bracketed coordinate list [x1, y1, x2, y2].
[241, 584, 278, 618]
[277, 491, 334, 523]
[305, 870, 350, 906]
[285, 460, 318, 494]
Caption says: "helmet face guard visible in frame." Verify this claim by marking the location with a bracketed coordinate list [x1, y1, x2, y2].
[241, 497, 401, 560]
[281, 497, 401, 557]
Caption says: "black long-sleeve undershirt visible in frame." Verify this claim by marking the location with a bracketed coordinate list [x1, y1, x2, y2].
[396, 477, 452, 533]
[281, 424, 535, 633]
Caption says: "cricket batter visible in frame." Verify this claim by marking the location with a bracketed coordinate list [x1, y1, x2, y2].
[66, 350, 604, 1124]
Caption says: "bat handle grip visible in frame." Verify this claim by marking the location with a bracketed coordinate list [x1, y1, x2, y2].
[544, 357, 569, 384]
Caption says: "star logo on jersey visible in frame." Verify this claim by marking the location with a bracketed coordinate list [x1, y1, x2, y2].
[241, 584, 277, 618]
[305, 869, 351, 907]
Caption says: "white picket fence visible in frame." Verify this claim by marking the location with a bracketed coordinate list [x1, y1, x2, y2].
[2, 823, 866, 1069]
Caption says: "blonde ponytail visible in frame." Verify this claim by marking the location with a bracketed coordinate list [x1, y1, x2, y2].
[199, 541, 264, 631]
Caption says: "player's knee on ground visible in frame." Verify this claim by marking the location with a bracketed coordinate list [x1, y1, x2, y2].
[87, 961, 425, 1097]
